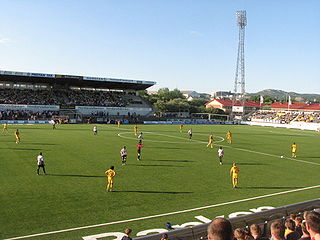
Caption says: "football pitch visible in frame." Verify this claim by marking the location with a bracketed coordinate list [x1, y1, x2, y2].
[1, 124, 319, 240]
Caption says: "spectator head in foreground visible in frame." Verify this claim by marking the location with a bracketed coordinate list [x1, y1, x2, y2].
[305, 211, 320, 240]
[300, 221, 310, 240]
[250, 224, 262, 239]
[207, 218, 233, 240]
[270, 221, 285, 240]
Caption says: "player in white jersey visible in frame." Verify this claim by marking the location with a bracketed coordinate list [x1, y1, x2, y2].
[120, 146, 127, 165]
[188, 129, 192, 140]
[93, 126, 98, 135]
[37, 152, 46, 175]
[218, 147, 224, 165]
[138, 132, 143, 144]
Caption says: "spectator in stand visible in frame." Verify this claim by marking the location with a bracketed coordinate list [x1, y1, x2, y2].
[295, 217, 303, 236]
[234, 228, 248, 240]
[250, 224, 268, 240]
[285, 219, 301, 240]
[299, 222, 311, 240]
[305, 211, 320, 240]
[270, 221, 285, 240]
[121, 228, 132, 240]
[160, 233, 168, 240]
[207, 218, 233, 240]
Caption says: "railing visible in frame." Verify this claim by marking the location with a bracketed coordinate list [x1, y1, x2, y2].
[134, 199, 320, 240]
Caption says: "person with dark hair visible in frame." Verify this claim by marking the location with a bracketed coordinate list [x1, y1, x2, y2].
[188, 129, 192, 140]
[291, 142, 297, 158]
[299, 222, 311, 240]
[121, 228, 132, 240]
[207, 217, 233, 240]
[305, 211, 320, 240]
[160, 233, 168, 240]
[250, 224, 268, 240]
[218, 147, 224, 165]
[105, 166, 116, 192]
[37, 152, 46, 175]
[230, 163, 239, 188]
[234, 228, 247, 240]
[295, 217, 303, 236]
[285, 219, 301, 240]
[270, 221, 285, 240]
[120, 146, 127, 165]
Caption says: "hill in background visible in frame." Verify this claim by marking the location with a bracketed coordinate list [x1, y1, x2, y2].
[248, 89, 320, 102]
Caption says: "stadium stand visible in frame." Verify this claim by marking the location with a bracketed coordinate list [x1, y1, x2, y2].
[250, 111, 320, 124]
[134, 199, 320, 240]
[0, 70, 155, 122]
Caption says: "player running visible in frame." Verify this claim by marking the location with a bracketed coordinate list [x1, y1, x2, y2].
[15, 129, 20, 144]
[207, 134, 214, 148]
[226, 130, 232, 144]
[134, 125, 138, 136]
[137, 144, 144, 161]
[120, 146, 128, 165]
[188, 129, 192, 140]
[3, 123, 8, 134]
[291, 142, 297, 158]
[138, 132, 143, 144]
[93, 125, 98, 135]
[179, 124, 184, 133]
[218, 147, 224, 165]
[230, 163, 239, 188]
[105, 166, 116, 192]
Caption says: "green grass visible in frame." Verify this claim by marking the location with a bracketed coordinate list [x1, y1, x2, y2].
[0, 124, 319, 240]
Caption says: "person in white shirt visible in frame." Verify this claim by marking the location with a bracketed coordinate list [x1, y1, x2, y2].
[37, 152, 46, 175]
[120, 146, 127, 165]
[138, 132, 143, 144]
[188, 129, 192, 140]
[93, 126, 98, 135]
[218, 147, 224, 165]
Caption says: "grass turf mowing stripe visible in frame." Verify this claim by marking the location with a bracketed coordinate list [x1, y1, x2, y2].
[4, 185, 320, 240]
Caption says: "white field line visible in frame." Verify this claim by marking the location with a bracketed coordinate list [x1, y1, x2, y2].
[4, 185, 320, 240]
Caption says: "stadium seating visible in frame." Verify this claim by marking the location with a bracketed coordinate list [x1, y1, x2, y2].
[134, 199, 320, 240]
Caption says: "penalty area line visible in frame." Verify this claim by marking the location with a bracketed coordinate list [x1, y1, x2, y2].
[4, 185, 320, 240]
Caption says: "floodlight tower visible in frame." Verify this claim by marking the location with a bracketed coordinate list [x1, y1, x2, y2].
[233, 10, 247, 110]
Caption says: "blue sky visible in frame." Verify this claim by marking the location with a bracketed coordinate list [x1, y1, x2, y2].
[0, 0, 319, 94]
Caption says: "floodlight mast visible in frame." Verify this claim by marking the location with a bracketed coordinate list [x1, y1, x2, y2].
[233, 10, 247, 117]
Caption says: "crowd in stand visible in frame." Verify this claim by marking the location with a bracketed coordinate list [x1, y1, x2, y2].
[205, 210, 320, 240]
[250, 111, 320, 124]
[0, 88, 130, 107]
[0, 109, 59, 120]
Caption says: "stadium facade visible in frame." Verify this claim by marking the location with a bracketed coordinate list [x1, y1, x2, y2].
[0, 70, 156, 123]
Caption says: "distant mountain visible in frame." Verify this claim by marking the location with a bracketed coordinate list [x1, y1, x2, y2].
[247, 89, 320, 102]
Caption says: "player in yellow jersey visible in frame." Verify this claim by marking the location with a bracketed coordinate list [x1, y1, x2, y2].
[207, 135, 214, 148]
[15, 129, 20, 144]
[134, 125, 138, 136]
[226, 130, 232, 144]
[230, 163, 239, 188]
[105, 166, 116, 192]
[179, 124, 184, 133]
[3, 123, 8, 134]
[117, 120, 121, 128]
[291, 142, 297, 158]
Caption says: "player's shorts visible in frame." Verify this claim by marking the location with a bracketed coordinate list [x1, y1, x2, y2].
[233, 174, 238, 178]
[122, 155, 127, 160]
[38, 163, 45, 167]
[108, 177, 114, 184]
[137, 149, 141, 154]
